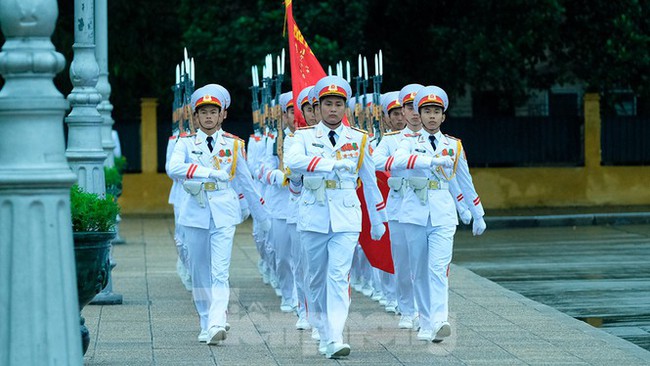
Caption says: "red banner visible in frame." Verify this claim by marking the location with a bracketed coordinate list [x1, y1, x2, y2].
[357, 171, 395, 274]
[285, 0, 326, 127]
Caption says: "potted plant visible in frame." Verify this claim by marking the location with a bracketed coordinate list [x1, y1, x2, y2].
[70, 184, 120, 354]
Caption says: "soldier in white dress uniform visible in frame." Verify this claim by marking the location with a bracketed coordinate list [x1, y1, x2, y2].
[286, 76, 388, 359]
[262, 91, 298, 312]
[166, 132, 193, 291]
[391, 86, 486, 343]
[289, 86, 317, 331]
[168, 84, 271, 345]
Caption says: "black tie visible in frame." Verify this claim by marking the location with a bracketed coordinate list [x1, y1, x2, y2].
[206, 136, 214, 152]
[429, 135, 437, 151]
[328, 130, 337, 147]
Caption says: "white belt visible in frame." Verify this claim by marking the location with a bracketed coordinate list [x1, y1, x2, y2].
[324, 179, 356, 190]
[426, 180, 449, 190]
[203, 181, 230, 191]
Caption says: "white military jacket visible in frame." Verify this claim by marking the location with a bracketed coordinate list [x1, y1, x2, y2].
[286, 122, 387, 234]
[392, 130, 484, 227]
[168, 129, 268, 229]
[375, 129, 472, 221]
[260, 127, 292, 220]
[165, 135, 184, 206]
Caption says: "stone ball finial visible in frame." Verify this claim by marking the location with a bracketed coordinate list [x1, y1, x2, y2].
[0, 0, 58, 38]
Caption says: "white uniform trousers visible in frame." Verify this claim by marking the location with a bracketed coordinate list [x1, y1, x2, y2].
[402, 222, 455, 331]
[184, 220, 236, 331]
[272, 218, 295, 305]
[388, 220, 415, 316]
[252, 219, 265, 261]
[357, 246, 372, 285]
[350, 244, 362, 283]
[381, 268, 397, 303]
[301, 230, 359, 344]
[173, 205, 189, 270]
[288, 223, 308, 319]
[266, 224, 277, 279]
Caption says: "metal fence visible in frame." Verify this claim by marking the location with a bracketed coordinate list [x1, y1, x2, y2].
[602, 116, 650, 166]
[444, 116, 584, 167]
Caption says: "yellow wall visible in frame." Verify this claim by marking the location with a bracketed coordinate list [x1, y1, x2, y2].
[119, 173, 173, 214]
[119, 94, 650, 214]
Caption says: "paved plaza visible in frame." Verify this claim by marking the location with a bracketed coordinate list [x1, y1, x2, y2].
[82, 216, 650, 365]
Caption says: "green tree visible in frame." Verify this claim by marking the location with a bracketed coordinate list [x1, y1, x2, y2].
[550, 0, 650, 111]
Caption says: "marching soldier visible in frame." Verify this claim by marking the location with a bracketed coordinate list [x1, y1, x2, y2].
[297, 86, 318, 126]
[168, 84, 271, 345]
[165, 132, 192, 291]
[290, 86, 316, 331]
[391, 85, 486, 343]
[263, 91, 297, 312]
[308, 85, 322, 123]
[286, 75, 388, 359]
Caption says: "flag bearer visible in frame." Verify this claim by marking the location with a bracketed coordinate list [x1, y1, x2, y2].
[392, 85, 486, 343]
[168, 84, 271, 345]
[286, 75, 388, 359]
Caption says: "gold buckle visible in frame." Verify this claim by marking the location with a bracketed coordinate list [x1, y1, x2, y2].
[325, 180, 338, 189]
[428, 180, 440, 190]
[204, 182, 216, 191]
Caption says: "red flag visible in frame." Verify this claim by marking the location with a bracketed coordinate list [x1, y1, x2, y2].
[357, 171, 395, 274]
[285, 0, 349, 127]
[285, 0, 326, 127]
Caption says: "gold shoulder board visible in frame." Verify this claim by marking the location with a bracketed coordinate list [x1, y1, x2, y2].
[444, 134, 461, 142]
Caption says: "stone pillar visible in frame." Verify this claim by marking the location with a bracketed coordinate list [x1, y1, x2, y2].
[95, 0, 116, 167]
[0, 0, 82, 365]
[584, 93, 602, 169]
[66, 0, 122, 305]
[65, 0, 106, 195]
[141, 98, 159, 173]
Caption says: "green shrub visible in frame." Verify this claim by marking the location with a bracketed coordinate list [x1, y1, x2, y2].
[104, 166, 122, 188]
[114, 156, 127, 174]
[70, 185, 120, 232]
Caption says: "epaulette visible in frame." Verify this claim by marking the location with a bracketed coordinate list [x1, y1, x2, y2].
[444, 134, 461, 142]
[384, 131, 400, 136]
[287, 133, 294, 138]
[224, 132, 244, 141]
[249, 134, 262, 142]
[169, 135, 177, 140]
[297, 125, 315, 130]
[350, 126, 368, 134]
[180, 132, 196, 138]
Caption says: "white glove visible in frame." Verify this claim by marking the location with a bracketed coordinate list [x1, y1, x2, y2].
[333, 159, 356, 172]
[459, 209, 472, 225]
[241, 207, 251, 221]
[259, 218, 272, 234]
[472, 217, 486, 236]
[209, 169, 230, 182]
[288, 180, 302, 195]
[288, 170, 302, 183]
[430, 156, 454, 168]
[370, 223, 386, 241]
[269, 169, 285, 186]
